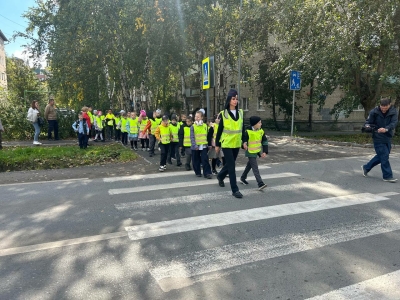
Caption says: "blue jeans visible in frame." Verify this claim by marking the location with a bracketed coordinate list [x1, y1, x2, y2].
[364, 142, 393, 179]
[32, 122, 40, 142]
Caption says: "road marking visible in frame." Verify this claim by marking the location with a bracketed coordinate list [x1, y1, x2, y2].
[104, 165, 272, 182]
[0, 178, 91, 187]
[114, 181, 351, 211]
[306, 269, 400, 300]
[108, 172, 299, 195]
[149, 218, 400, 292]
[0, 231, 128, 257]
[125, 193, 396, 241]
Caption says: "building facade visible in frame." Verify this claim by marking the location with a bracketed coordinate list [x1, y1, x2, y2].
[0, 30, 8, 89]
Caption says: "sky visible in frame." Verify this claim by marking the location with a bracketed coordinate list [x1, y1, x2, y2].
[0, 0, 40, 65]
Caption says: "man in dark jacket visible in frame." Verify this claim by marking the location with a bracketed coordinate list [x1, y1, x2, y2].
[362, 98, 398, 182]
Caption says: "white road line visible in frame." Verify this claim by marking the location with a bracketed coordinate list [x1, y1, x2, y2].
[149, 218, 400, 292]
[109, 172, 299, 195]
[306, 269, 400, 300]
[115, 181, 351, 211]
[0, 231, 128, 257]
[125, 192, 397, 241]
[104, 165, 272, 182]
[0, 178, 91, 187]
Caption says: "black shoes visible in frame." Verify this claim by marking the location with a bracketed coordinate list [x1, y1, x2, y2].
[361, 165, 368, 177]
[240, 178, 249, 185]
[258, 182, 268, 191]
[177, 162, 182, 167]
[205, 174, 213, 179]
[217, 176, 225, 187]
[232, 191, 243, 198]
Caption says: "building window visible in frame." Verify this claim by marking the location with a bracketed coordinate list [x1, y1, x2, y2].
[257, 97, 265, 111]
[241, 97, 249, 111]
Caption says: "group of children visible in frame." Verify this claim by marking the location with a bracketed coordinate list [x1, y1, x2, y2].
[72, 106, 269, 190]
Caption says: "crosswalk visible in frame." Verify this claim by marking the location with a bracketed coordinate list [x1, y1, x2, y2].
[107, 160, 400, 298]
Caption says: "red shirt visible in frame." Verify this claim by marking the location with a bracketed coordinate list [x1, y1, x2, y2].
[82, 112, 91, 128]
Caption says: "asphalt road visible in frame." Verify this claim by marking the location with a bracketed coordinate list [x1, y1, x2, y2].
[0, 140, 399, 300]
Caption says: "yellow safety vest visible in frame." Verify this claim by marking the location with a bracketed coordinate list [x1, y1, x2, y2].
[140, 119, 148, 132]
[183, 126, 191, 147]
[193, 123, 208, 145]
[95, 116, 103, 129]
[220, 109, 243, 148]
[155, 117, 162, 125]
[114, 116, 121, 128]
[170, 124, 179, 142]
[106, 114, 115, 126]
[87, 111, 94, 124]
[159, 125, 171, 144]
[212, 123, 219, 142]
[121, 118, 128, 133]
[247, 129, 264, 154]
[128, 118, 138, 134]
[150, 119, 158, 134]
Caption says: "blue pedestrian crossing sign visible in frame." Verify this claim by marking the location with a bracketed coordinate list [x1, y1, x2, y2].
[290, 70, 301, 91]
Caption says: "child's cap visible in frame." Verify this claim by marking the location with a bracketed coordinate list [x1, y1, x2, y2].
[162, 115, 169, 122]
[156, 109, 162, 114]
[171, 114, 177, 121]
[250, 116, 261, 126]
[140, 110, 146, 117]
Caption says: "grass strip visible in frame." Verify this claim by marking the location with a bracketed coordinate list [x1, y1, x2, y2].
[0, 143, 137, 172]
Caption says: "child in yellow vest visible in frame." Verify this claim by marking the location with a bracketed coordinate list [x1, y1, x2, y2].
[167, 114, 182, 166]
[94, 110, 104, 142]
[207, 116, 224, 175]
[155, 115, 172, 172]
[138, 110, 149, 151]
[240, 116, 268, 190]
[127, 112, 139, 150]
[191, 110, 212, 179]
[119, 112, 128, 146]
[179, 116, 193, 171]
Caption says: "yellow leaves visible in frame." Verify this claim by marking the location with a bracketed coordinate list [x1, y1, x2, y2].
[135, 17, 147, 33]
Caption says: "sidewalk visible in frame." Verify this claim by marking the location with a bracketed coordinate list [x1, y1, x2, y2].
[1, 130, 361, 148]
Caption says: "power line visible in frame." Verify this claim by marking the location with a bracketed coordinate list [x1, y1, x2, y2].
[0, 13, 26, 28]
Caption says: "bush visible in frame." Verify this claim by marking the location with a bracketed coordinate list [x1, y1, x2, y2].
[0, 102, 77, 140]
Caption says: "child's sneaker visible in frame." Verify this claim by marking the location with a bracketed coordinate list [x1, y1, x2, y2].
[141, 147, 145, 151]
[240, 178, 249, 185]
[212, 169, 218, 175]
[258, 182, 268, 191]
[159, 166, 165, 172]
[164, 165, 167, 170]
[134, 147, 138, 151]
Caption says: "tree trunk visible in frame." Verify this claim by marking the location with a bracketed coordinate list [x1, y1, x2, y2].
[119, 59, 131, 109]
[308, 79, 314, 131]
[181, 73, 188, 114]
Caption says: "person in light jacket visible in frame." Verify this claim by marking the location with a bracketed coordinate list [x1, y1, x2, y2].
[27, 100, 42, 145]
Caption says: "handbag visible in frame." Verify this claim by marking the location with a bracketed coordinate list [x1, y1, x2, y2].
[38, 117, 45, 127]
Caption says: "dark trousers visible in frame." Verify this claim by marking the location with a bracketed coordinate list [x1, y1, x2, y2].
[167, 142, 181, 164]
[106, 125, 113, 139]
[364, 142, 393, 179]
[160, 143, 170, 166]
[184, 148, 192, 168]
[218, 148, 240, 193]
[140, 138, 149, 149]
[78, 133, 88, 149]
[47, 120, 59, 140]
[241, 157, 262, 184]
[90, 125, 95, 138]
[192, 148, 212, 177]
[115, 129, 121, 141]
[148, 134, 156, 154]
[122, 132, 128, 145]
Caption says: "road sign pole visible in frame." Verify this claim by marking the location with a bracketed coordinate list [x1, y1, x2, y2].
[291, 90, 295, 137]
[206, 89, 210, 120]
